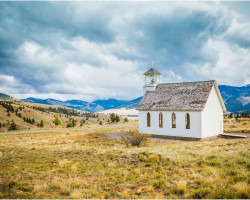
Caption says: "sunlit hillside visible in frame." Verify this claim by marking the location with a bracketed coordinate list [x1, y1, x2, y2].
[0, 100, 136, 132]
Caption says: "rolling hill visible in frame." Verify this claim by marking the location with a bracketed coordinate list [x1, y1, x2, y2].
[0, 93, 13, 100]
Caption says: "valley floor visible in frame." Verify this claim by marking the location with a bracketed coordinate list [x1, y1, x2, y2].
[0, 128, 249, 199]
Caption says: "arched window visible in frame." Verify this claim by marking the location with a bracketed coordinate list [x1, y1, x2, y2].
[172, 113, 176, 128]
[186, 113, 190, 129]
[159, 112, 163, 128]
[147, 112, 150, 127]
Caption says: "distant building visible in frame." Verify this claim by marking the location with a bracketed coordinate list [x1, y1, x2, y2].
[136, 63, 226, 140]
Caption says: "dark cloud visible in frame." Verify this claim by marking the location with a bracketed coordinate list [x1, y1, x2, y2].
[0, 2, 249, 101]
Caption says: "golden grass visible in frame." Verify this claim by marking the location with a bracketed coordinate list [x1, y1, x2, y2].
[0, 128, 249, 199]
[224, 118, 250, 133]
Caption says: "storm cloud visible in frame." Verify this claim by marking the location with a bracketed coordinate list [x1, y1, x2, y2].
[0, 1, 249, 101]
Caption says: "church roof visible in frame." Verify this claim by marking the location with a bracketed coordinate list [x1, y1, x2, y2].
[144, 67, 161, 76]
[137, 80, 225, 111]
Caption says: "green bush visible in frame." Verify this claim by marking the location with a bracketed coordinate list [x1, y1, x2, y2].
[8, 121, 17, 130]
[54, 115, 61, 125]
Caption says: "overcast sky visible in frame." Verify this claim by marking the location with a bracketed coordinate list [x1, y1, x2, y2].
[0, 1, 249, 101]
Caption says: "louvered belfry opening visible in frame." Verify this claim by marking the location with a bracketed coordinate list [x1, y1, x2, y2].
[147, 112, 151, 127]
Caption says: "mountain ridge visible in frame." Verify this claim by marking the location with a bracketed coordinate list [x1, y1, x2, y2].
[21, 97, 129, 112]
[2, 84, 249, 113]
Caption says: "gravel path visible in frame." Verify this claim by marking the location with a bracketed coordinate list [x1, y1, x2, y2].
[104, 131, 249, 142]
[0, 126, 137, 135]
[103, 131, 192, 143]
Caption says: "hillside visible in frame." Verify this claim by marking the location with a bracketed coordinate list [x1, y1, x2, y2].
[0, 93, 13, 100]
[0, 100, 118, 132]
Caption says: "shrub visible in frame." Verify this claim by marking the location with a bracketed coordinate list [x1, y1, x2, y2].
[99, 121, 103, 125]
[80, 119, 85, 127]
[153, 179, 166, 189]
[121, 130, 150, 147]
[54, 115, 61, 125]
[8, 121, 17, 130]
[67, 118, 76, 128]
[175, 181, 187, 195]
[124, 117, 128, 122]
[110, 113, 120, 123]
[191, 187, 210, 198]
[37, 120, 44, 128]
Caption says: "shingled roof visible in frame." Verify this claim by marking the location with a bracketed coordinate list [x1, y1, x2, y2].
[137, 80, 223, 111]
[144, 67, 161, 76]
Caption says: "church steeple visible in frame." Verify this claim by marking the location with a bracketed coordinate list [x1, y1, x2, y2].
[143, 62, 161, 94]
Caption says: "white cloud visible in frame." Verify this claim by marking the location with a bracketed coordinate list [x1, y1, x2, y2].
[0, 1, 249, 101]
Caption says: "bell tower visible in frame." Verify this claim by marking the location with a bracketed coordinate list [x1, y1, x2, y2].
[143, 61, 161, 94]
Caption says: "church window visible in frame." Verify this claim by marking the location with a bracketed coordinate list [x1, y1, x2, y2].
[147, 112, 150, 127]
[159, 112, 163, 128]
[186, 113, 190, 129]
[172, 113, 176, 128]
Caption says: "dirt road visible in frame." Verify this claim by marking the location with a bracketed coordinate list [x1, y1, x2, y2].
[0, 126, 137, 135]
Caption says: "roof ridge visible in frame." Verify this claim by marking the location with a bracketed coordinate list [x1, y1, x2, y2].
[157, 80, 215, 85]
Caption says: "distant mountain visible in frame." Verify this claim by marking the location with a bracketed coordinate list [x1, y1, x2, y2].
[93, 99, 129, 110]
[218, 85, 250, 113]
[11, 84, 250, 113]
[115, 97, 143, 109]
[0, 93, 13, 100]
[21, 97, 129, 112]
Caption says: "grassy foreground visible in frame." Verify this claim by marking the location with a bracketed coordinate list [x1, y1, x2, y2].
[0, 129, 249, 199]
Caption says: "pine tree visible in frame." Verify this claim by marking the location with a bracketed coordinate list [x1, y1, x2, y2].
[115, 114, 120, 122]
[124, 117, 128, 122]
[9, 121, 17, 130]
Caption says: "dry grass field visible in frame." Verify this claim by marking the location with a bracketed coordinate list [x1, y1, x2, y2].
[224, 118, 250, 133]
[0, 128, 249, 199]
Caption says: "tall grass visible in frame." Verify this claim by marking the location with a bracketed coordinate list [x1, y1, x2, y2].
[0, 130, 249, 199]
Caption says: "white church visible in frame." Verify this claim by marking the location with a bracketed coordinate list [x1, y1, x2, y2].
[136, 64, 226, 140]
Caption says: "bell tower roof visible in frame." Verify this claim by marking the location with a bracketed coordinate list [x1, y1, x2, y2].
[143, 61, 161, 76]
[143, 67, 161, 76]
